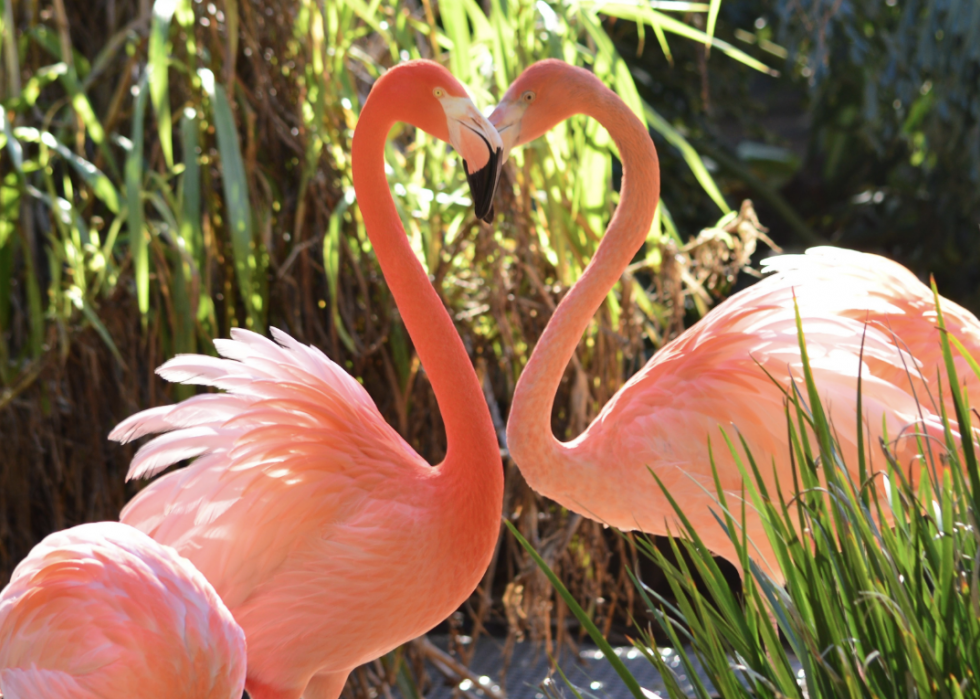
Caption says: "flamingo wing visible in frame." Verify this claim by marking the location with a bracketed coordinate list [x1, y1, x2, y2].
[0, 522, 245, 699]
[0, 669, 90, 699]
[112, 328, 441, 687]
[762, 247, 980, 403]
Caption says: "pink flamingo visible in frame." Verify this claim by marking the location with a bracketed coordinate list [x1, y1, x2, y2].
[492, 60, 966, 583]
[0, 522, 246, 699]
[110, 61, 505, 699]
[761, 247, 980, 411]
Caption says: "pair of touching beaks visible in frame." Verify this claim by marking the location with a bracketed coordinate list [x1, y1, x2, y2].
[452, 94, 524, 224]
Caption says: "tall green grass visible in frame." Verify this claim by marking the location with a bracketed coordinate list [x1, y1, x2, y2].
[515, 291, 980, 698]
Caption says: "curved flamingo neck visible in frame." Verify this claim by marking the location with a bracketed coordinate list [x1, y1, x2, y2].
[351, 75, 500, 492]
[506, 70, 660, 477]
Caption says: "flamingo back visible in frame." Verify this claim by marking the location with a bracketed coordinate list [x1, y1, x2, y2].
[762, 247, 980, 408]
[0, 521, 246, 699]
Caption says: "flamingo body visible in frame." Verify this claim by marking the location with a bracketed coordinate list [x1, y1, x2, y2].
[493, 61, 972, 583]
[111, 61, 504, 699]
[0, 522, 246, 699]
[114, 329, 496, 696]
[532, 268, 954, 574]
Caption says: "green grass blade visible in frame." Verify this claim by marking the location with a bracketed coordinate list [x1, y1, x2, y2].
[651, 20, 673, 65]
[203, 69, 261, 329]
[149, 0, 176, 169]
[71, 289, 124, 365]
[13, 127, 120, 213]
[224, 0, 239, 84]
[594, 3, 778, 74]
[705, 0, 721, 53]
[1, 105, 23, 172]
[441, 0, 473, 83]
[643, 102, 730, 213]
[2, 0, 20, 102]
[504, 521, 647, 699]
[791, 296, 836, 461]
[2, 127, 44, 357]
[948, 333, 980, 384]
[0, 179, 19, 374]
[551, 659, 587, 699]
[324, 190, 356, 353]
[126, 70, 150, 320]
[179, 108, 202, 265]
[46, 55, 119, 178]
[8, 62, 65, 109]
[931, 279, 980, 499]
[170, 247, 196, 362]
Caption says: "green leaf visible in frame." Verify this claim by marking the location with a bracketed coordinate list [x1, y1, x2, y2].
[948, 333, 980, 385]
[179, 108, 203, 265]
[0, 182, 20, 347]
[224, 0, 239, 83]
[126, 70, 150, 320]
[48, 52, 119, 177]
[324, 189, 356, 353]
[69, 286, 125, 366]
[149, 0, 177, 169]
[441, 0, 472, 83]
[14, 127, 120, 213]
[643, 102, 730, 213]
[932, 280, 980, 501]
[12, 62, 66, 109]
[1, 105, 23, 173]
[651, 20, 673, 64]
[202, 69, 262, 329]
[174, 0, 194, 26]
[23, 183, 91, 244]
[705, 0, 722, 52]
[593, 3, 779, 75]
[27, 25, 91, 75]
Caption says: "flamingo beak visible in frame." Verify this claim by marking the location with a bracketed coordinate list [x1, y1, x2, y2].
[488, 99, 522, 165]
[441, 97, 504, 224]
[463, 137, 502, 224]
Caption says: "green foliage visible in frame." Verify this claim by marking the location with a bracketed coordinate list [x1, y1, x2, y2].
[519, 296, 980, 697]
[0, 0, 774, 424]
[770, 0, 980, 307]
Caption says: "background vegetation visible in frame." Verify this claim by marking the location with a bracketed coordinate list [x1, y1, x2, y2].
[1, 0, 977, 695]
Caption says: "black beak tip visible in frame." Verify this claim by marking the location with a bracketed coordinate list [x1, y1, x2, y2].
[464, 147, 502, 224]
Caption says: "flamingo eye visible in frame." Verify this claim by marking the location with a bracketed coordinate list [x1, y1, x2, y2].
[521, 91, 536, 103]
[433, 87, 446, 98]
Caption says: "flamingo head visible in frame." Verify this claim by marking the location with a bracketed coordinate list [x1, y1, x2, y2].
[489, 60, 588, 163]
[381, 61, 503, 223]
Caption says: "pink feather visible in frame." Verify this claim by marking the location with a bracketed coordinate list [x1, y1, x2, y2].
[0, 522, 246, 699]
